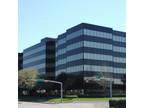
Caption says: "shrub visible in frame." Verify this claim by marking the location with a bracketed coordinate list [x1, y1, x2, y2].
[109, 100, 126, 108]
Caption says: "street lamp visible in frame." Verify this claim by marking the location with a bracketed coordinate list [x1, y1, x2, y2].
[109, 78, 112, 98]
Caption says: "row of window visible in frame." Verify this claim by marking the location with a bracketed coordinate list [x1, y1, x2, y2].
[57, 29, 114, 47]
[45, 53, 125, 67]
[24, 45, 46, 57]
[113, 57, 126, 63]
[67, 30, 83, 41]
[60, 29, 113, 43]
[84, 41, 112, 50]
[113, 46, 126, 53]
[23, 54, 46, 65]
[67, 41, 83, 51]
[24, 63, 45, 70]
[56, 48, 66, 56]
[56, 37, 66, 46]
[23, 50, 45, 60]
[57, 65, 125, 74]
[84, 53, 113, 61]
[84, 65, 113, 72]
[56, 40, 113, 56]
[84, 29, 112, 39]
[56, 58, 66, 66]
[56, 53, 113, 66]
[56, 38, 125, 57]
[56, 42, 125, 57]
[56, 53, 126, 66]
[67, 53, 83, 62]
[67, 65, 83, 73]
[113, 35, 126, 42]
[66, 65, 113, 73]
[114, 68, 126, 74]
[56, 29, 125, 49]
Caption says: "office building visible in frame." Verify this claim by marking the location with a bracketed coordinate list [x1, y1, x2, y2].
[56, 23, 126, 94]
[20, 23, 125, 96]
[23, 37, 55, 79]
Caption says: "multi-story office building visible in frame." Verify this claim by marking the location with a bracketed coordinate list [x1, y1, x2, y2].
[20, 23, 125, 95]
[18, 53, 23, 70]
[23, 37, 55, 79]
[56, 23, 126, 93]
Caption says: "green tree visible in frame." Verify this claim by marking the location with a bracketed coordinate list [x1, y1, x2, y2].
[18, 68, 38, 89]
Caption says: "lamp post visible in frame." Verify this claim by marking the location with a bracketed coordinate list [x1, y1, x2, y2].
[109, 79, 112, 98]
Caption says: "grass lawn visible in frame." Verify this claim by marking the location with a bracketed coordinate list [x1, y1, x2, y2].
[19, 95, 125, 103]
[48, 97, 126, 103]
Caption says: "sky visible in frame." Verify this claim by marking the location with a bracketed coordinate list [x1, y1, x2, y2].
[18, 0, 125, 52]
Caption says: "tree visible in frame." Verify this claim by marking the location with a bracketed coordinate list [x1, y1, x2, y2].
[96, 77, 110, 95]
[121, 74, 126, 91]
[121, 74, 126, 85]
[18, 68, 38, 89]
[95, 65, 112, 97]
[56, 72, 68, 89]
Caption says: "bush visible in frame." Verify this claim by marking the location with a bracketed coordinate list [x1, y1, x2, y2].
[109, 100, 126, 108]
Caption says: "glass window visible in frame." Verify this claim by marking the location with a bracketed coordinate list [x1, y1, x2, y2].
[113, 46, 126, 53]
[66, 41, 83, 51]
[57, 48, 66, 56]
[67, 30, 83, 40]
[84, 29, 112, 39]
[23, 54, 45, 64]
[67, 53, 83, 62]
[84, 65, 113, 72]
[114, 68, 126, 74]
[24, 45, 46, 57]
[113, 35, 126, 42]
[67, 65, 83, 73]
[57, 58, 66, 65]
[113, 57, 126, 63]
[24, 63, 45, 70]
[57, 38, 66, 46]
[84, 53, 113, 61]
[84, 41, 112, 50]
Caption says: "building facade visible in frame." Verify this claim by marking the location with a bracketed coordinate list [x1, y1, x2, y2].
[56, 23, 126, 94]
[23, 37, 55, 79]
[20, 23, 125, 96]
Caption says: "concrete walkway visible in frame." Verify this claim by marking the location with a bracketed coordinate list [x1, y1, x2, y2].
[18, 101, 109, 108]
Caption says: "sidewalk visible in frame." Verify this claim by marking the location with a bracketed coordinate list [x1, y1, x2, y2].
[18, 101, 109, 108]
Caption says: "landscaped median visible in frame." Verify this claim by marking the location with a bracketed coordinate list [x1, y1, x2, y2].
[48, 97, 126, 103]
